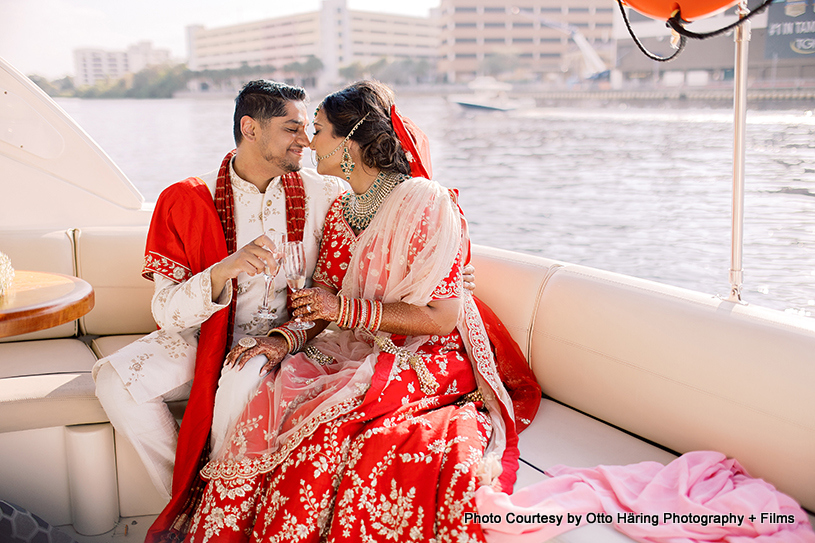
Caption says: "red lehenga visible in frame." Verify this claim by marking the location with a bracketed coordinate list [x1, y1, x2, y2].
[184, 178, 523, 543]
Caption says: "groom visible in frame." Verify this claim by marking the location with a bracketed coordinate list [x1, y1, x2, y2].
[95, 80, 344, 536]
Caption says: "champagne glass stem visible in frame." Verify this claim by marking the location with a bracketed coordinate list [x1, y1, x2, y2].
[284, 240, 314, 330]
[261, 273, 273, 310]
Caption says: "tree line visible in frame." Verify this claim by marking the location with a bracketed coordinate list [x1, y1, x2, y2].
[30, 55, 437, 99]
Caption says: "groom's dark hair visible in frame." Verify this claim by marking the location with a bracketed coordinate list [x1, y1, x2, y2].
[233, 80, 308, 145]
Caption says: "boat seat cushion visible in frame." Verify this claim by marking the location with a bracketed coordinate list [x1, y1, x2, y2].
[91, 334, 148, 360]
[516, 398, 677, 542]
[75, 226, 155, 337]
[0, 229, 78, 342]
[0, 339, 106, 433]
[516, 399, 815, 541]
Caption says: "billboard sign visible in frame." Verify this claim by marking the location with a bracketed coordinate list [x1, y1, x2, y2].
[766, 0, 815, 59]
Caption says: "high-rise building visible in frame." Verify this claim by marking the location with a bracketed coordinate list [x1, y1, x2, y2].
[73, 42, 171, 88]
[436, 0, 615, 83]
[186, 0, 439, 88]
[73, 49, 129, 88]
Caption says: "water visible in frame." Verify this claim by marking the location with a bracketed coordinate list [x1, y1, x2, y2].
[55, 96, 815, 316]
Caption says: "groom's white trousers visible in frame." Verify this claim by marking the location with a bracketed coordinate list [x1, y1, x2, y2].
[94, 355, 266, 500]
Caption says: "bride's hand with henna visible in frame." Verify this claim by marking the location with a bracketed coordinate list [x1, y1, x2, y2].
[290, 288, 339, 322]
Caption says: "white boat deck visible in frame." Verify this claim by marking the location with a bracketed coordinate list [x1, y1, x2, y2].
[60, 516, 155, 542]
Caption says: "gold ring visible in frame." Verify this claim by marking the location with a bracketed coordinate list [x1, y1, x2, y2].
[239, 337, 257, 349]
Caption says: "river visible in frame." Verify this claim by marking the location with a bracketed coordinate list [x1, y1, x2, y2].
[55, 95, 815, 316]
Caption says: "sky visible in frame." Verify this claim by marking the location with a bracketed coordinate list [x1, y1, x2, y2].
[0, 0, 441, 79]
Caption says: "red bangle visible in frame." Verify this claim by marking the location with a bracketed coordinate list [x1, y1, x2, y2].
[267, 323, 306, 353]
[335, 295, 382, 332]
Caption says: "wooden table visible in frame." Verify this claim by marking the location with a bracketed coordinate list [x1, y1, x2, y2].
[0, 271, 95, 338]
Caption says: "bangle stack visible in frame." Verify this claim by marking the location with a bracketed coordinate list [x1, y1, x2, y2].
[267, 323, 307, 353]
[337, 294, 383, 331]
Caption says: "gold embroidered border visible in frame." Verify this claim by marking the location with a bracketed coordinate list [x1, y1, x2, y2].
[200, 394, 365, 481]
[143, 251, 193, 283]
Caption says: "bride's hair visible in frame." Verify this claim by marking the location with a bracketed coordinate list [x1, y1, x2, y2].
[320, 80, 411, 176]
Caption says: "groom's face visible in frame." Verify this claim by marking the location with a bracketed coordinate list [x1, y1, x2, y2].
[256, 100, 310, 174]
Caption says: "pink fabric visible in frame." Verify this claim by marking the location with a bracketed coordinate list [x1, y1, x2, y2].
[476, 451, 815, 543]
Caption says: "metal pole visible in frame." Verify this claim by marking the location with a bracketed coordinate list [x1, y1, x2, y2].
[728, 1, 750, 303]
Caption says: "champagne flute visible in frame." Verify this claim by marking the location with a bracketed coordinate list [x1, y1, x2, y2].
[283, 240, 314, 330]
[256, 232, 286, 319]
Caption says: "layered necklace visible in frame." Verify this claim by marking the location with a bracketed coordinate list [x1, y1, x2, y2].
[342, 171, 409, 232]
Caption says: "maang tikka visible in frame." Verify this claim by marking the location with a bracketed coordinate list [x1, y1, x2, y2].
[314, 112, 370, 181]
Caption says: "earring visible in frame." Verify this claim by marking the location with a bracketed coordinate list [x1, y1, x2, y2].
[340, 146, 355, 180]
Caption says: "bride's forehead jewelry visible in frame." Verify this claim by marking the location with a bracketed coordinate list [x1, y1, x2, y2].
[315, 112, 370, 162]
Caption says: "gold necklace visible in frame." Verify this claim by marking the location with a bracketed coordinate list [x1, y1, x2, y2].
[342, 171, 408, 231]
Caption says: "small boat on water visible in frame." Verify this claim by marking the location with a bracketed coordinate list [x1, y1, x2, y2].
[448, 77, 534, 112]
[0, 44, 813, 543]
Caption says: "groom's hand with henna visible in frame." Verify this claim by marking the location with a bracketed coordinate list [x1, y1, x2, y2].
[225, 335, 289, 374]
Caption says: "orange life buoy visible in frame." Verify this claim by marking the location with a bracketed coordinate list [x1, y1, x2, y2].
[623, 0, 739, 21]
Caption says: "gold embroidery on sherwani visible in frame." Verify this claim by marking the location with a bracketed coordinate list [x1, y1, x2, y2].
[123, 352, 153, 387]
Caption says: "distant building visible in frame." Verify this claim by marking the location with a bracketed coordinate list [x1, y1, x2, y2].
[183, 0, 813, 90]
[436, 0, 615, 84]
[186, 0, 438, 88]
[73, 41, 171, 87]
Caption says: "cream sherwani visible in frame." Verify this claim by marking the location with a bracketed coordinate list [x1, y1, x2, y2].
[94, 163, 344, 500]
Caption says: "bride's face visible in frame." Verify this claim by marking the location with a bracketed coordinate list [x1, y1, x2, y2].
[310, 109, 345, 177]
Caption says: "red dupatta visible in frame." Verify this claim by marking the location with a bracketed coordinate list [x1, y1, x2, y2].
[146, 150, 305, 542]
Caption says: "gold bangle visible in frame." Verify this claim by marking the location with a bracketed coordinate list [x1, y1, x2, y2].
[267, 328, 294, 353]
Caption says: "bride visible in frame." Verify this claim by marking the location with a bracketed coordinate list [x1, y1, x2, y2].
[174, 80, 536, 543]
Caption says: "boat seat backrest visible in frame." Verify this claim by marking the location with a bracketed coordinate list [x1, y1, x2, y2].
[75, 226, 155, 337]
[467, 245, 563, 361]
[0, 229, 78, 341]
[0, 226, 156, 339]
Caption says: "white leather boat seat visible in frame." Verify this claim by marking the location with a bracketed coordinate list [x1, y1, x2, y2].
[533, 262, 815, 513]
[515, 398, 677, 543]
[0, 228, 158, 434]
[0, 229, 121, 533]
[1, 230, 813, 537]
[0, 339, 104, 433]
[0, 229, 106, 432]
[79, 228, 182, 518]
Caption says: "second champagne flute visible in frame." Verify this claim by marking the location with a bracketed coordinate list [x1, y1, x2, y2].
[283, 240, 314, 330]
[256, 232, 286, 319]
